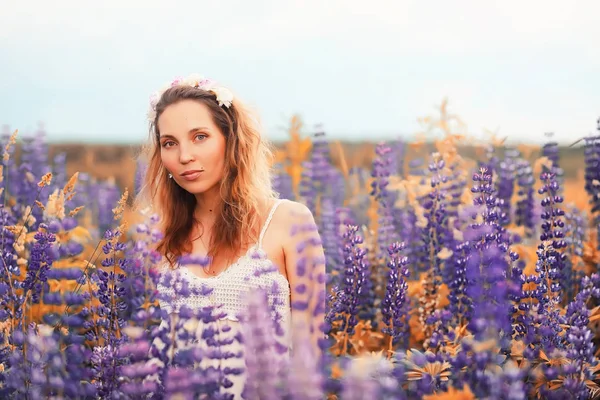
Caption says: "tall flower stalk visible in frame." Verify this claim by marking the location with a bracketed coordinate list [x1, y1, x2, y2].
[325, 224, 370, 355]
[415, 152, 453, 343]
[381, 242, 410, 355]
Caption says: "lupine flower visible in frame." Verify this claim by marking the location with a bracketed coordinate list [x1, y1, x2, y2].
[271, 162, 296, 200]
[325, 224, 370, 353]
[532, 163, 567, 353]
[584, 133, 600, 249]
[496, 147, 519, 227]
[371, 142, 398, 260]
[241, 288, 286, 400]
[562, 205, 586, 303]
[514, 158, 537, 238]
[94, 180, 122, 236]
[542, 140, 564, 191]
[20, 228, 55, 309]
[381, 242, 411, 351]
[460, 166, 522, 362]
[391, 139, 407, 178]
[414, 152, 455, 342]
[299, 126, 337, 219]
[319, 197, 338, 274]
[50, 152, 68, 195]
[285, 319, 324, 400]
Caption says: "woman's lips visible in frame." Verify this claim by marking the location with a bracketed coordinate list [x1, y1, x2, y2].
[179, 170, 204, 181]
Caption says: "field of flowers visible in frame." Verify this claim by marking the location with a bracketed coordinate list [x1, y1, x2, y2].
[2, 105, 600, 399]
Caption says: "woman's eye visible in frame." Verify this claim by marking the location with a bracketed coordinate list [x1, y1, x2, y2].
[162, 141, 175, 148]
[194, 134, 207, 141]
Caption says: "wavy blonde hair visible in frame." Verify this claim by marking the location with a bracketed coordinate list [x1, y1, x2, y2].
[133, 85, 278, 267]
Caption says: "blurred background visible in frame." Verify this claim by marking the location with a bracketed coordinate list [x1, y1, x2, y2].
[1, 0, 599, 197]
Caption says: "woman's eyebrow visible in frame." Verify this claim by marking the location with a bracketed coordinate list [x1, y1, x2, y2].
[189, 127, 211, 133]
[160, 127, 211, 139]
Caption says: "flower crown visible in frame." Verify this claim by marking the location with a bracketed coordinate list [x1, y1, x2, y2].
[147, 73, 234, 123]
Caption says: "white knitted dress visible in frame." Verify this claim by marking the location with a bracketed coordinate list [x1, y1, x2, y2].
[150, 199, 291, 399]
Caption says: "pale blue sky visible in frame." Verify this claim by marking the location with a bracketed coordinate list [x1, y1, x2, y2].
[1, 0, 599, 144]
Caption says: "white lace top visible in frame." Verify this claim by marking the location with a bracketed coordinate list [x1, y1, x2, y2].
[155, 198, 291, 329]
[149, 199, 292, 399]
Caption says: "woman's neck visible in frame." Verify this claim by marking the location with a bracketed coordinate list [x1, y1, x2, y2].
[194, 185, 222, 222]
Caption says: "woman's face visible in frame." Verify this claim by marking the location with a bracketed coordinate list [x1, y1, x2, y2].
[158, 99, 226, 196]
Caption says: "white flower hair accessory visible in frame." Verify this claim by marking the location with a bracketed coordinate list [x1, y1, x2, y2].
[147, 73, 234, 123]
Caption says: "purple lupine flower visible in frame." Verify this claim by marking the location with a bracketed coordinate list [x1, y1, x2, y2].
[114, 327, 160, 398]
[0, 210, 26, 329]
[94, 180, 122, 236]
[550, 273, 600, 399]
[584, 131, 600, 249]
[495, 147, 519, 227]
[393, 206, 420, 278]
[360, 142, 399, 328]
[465, 245, 512, 341]
[515, 161, 568, 364]
[8, 131, 48, 232]
[88, 228, 130, 349]
[284, 318, 324, 400]
[90, 344, 121, 397]
[389, 138, 406, 178]
[463, 167, 521, 349]
[319, 197, 339, 275]
[325, 224, 370, 342]
[443, 165, 468, 226]
[514, 158, 537, 238]
[381, 242, 410, 350]
[271, 162, 295, 200]
[23, 228, 56, 305]
[413, 153, 455, 340]
[50, 152, 68, 194]
[370, 141, 398, 260]
[445, 240, 471, 327]
[423, 309, 453, 355]
[345, 166, 372, 228]
[449, 333, 509, 398]
[324, 207, 354, 293]
[542, 139, 564, 190]
[10, 161, 43, 229]
[298, 126, 331, 218]
[535, 164, 567, 351]
[283, 216, 328, 355]
[562, 205, 586, 304]
[298, 125, 347, 230]
[3, 323, 96, 398]
[241, 288, 286, 400]
[119, 217, 167, 325]
[482, 141, 499, 172]
[407, 157, 426, 177]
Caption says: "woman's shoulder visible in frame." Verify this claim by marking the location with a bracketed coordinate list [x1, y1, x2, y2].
[268, 199, 317, 240]
[274, 199, 314, 220]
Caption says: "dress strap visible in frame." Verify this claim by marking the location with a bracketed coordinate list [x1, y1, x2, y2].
[257, 199, 285, 247]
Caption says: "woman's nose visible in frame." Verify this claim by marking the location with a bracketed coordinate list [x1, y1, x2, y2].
[179, 146, 196, 164]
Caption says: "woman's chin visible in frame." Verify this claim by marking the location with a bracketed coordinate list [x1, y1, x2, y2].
[179, 181, 217, 196]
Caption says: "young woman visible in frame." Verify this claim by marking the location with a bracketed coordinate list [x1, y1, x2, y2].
[136, 74, 326, 398]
